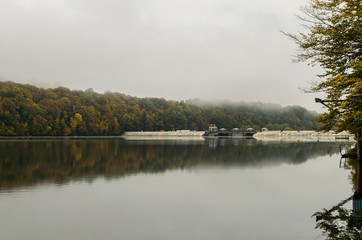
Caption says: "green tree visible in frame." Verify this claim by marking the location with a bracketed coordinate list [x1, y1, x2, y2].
[285, 0, 361, 133]
[31, 115, 50, 135]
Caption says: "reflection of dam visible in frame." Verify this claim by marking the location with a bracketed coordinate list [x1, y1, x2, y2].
[0, 139, 342, 190]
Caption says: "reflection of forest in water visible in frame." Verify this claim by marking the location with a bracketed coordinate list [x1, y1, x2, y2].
[0, 139, 341, 190]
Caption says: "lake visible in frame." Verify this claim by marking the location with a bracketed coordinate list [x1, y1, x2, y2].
[0, 138, 356, 239]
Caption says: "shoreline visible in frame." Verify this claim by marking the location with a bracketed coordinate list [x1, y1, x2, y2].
[0, 136, 125, 141]
[0, 130, 356, 142]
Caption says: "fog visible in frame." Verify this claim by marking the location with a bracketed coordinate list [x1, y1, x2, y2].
[0, 0, 325, 112]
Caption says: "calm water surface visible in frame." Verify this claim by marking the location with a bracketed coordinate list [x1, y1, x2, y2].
[0, 139, 355, 239]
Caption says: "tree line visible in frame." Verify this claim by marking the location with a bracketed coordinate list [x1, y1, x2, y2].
[0, 81, 319, 136]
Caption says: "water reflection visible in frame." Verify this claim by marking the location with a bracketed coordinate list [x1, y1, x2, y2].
[313, 195, 362, 239]
[0, 139, 341, 190]
[313, 146, 362, 239]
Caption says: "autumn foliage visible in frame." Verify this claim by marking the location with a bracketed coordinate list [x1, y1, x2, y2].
[0, 81, 318, 136]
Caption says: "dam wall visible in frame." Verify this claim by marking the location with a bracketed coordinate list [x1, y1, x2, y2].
[122, 130, 205, 140]
[254, 130, 355, 142]
[122, 130, 355, 142]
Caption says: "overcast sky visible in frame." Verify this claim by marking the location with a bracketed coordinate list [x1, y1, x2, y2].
[0, 0, 325, 112]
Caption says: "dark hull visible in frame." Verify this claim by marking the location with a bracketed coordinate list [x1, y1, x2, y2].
[203, 131, 255, 138]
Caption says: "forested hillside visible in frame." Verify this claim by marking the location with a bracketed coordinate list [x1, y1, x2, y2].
[0, 81, 318, 136]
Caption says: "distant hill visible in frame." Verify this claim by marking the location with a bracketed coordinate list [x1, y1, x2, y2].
[0, 81, 319, 136]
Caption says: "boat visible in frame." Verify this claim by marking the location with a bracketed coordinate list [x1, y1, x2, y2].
[202, 124, 256, 138]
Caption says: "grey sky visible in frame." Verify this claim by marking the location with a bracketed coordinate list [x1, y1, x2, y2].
[0, 0, 325, 111]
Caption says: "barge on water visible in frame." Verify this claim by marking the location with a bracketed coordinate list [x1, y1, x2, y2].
[202, 124, 256, 138]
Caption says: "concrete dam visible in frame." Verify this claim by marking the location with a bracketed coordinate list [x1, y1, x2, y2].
[122, 130, 205, 140]
[122, 130, 355, 142]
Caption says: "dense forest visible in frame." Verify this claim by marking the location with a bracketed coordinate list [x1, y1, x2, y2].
[0, 81, 319, 136]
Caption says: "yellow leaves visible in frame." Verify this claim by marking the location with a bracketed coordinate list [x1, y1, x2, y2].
[70, 113, 83, 133]
[75, 113, 82, 122]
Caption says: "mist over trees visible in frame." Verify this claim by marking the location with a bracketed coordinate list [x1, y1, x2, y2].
[0, 81, 318, 136]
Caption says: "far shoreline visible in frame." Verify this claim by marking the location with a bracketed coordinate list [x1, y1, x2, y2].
[0, 136, 126, 140]
[0, 130, 356, 143]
